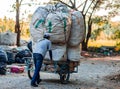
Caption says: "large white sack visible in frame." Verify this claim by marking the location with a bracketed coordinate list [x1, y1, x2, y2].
[0, 45, 16, 51]
[68, 11, 85, 46]
[0, 31, 17, 46]
[68, 45, 81, 61]
[30, 6, 49, 25]
[30, 6, 49, 43]
[45, 4, 56, 13]
[44, 44, 67, 61]
[30, 27, 45, 43]
[55, 2, 69, 13]
[45, 12, 71, 44]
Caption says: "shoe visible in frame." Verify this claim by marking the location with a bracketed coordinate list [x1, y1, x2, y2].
[37, 79, 42, 84]
[31, 83, 38, 87]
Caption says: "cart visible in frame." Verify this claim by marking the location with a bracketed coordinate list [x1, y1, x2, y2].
[24, 57, 80, 84]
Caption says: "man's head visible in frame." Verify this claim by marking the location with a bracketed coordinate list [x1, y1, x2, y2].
[43, 33, 50, 39]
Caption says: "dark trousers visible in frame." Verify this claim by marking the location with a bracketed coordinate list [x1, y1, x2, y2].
[31, 53, 43, 84]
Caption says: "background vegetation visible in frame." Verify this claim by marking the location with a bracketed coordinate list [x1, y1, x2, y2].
[0, 0, 120, 51]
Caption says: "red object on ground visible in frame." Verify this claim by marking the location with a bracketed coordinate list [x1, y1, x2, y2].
[10, 66, 24, 73]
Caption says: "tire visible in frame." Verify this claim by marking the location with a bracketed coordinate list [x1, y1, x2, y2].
[60, 72, 70, 84]
[27, 63, 34, 80]
[59, 62, 70, 84]
[27, 63, 41, 80]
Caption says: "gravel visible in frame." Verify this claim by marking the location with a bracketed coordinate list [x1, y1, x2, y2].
[1, 57, 120, 89]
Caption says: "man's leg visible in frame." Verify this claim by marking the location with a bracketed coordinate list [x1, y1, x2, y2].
[36, 54, 43, 84]
[33, 56, 40, 80]
[31, 53, 43, 86]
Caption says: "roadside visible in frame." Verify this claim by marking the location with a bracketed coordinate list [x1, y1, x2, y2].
[0, 56, 120, 89]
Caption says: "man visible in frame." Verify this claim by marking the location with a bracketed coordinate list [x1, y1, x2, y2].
[31, 33, 53, 87]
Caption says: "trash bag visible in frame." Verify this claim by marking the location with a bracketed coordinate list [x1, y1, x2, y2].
[0, 49, 8, 63]
[15, 57, 25, 63]
[15, 49, 32, 63]
[6, 51, 15, 65]
[0, 62, 7, 75]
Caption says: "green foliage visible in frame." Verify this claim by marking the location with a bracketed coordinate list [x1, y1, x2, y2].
[116, 42, 120, 46]
[0, 17, 29, 37]
[104, 0, 120, 18]
[115, 41, 120, 51]
[91, 17, 120, 41]
[0, 26, 5, 32]
[114, 31, 120, 39]
[111, 25, 120, 39]
[94, 0, 120, 43]
[92, 17, 101, 23]
[90, 15, 120, 40]
[91, 28, 102, 40]
[91, 16, 109, 40]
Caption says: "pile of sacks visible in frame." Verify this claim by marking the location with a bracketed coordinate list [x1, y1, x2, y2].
[0, 31, 17, 46]
[30, 3, 85, 62]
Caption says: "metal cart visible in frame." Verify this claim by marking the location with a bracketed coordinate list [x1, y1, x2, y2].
[24, 57, 79, 84]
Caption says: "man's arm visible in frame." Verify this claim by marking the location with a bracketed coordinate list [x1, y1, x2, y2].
[49, 50, 52, 61]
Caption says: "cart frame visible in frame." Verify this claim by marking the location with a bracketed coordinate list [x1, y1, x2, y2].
[24, 57, 79, 84]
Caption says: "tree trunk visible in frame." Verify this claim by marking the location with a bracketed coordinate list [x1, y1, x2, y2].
[82, 39, 88, 51]
[82, 21, 92, 51]
[81, 14, 88, 51]
[15, 0, 20, 46]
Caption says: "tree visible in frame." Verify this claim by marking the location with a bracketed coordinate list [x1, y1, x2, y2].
[13, 0, 41, 46]
[104, 0, 120, 19]
[54, 0, 105, 50]
[91, 0, 120, 41]
[15, 0, 21, 46]
[111, 23, 120, 39]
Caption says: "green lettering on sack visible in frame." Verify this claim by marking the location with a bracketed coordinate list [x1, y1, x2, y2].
[48, 21, 52, 33]
[35, 19, 44, 28]
[63, 17, 66, 32]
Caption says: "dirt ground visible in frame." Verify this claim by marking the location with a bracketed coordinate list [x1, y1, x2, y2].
[0, 56, 120, 89]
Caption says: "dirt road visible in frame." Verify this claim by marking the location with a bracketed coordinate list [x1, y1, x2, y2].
[0, 56, 120, 89]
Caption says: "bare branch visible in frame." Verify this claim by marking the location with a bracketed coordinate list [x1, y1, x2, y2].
[55, 0, 77, 10]
[19, 0, 23, 6]
[84, 0, 94, 16]
[55, 0, 68, 6]
[82, 0, 88, 14]
[74, 0, 76, 8]
[77, 1, 86, 9]
[88, 0, 99, 24]
[69, 0, 74, 6]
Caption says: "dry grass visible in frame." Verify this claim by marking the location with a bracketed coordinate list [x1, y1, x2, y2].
[88, 40, 117, 47]
[21, 36, 118, 48]
[21, 36, 30, 41]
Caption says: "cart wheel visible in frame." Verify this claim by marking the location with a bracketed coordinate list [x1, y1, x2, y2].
[59, 63, 70, 84]
[27, 63, 34, 80]
[60, 72, 70, 84]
